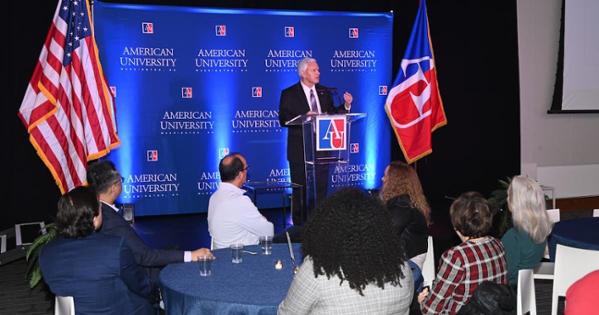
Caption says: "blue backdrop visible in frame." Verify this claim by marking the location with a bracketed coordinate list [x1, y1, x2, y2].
[93, 1, 393, 216]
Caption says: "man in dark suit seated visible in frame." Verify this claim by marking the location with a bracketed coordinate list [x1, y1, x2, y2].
[278, 57, 353, 225]
[40, 186, 154, 314]
[86, 160, 212, 289]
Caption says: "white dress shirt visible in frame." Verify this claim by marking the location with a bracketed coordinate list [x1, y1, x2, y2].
[300, 82, 322, 114]
[207, 182, 274, 250]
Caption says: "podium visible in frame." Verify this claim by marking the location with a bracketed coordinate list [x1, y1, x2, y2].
[285, 113, 366, 217]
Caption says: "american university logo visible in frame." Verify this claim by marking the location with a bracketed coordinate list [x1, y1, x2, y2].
[142, 22, 153, 34]
[252, 86, 262, 98]
[316, 116, 346, 151]
[181, 87, 193, 99]
[218, 147, 230, 159]
[379, 85, 388, 95]
[215, 25, 227, 36]
[147, 150, 158, 162]
[387, 57, 435, 129]
[284, 26, 295, 38]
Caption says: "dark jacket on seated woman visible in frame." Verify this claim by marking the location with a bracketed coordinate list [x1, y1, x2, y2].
[386, 194, 428, 260]
[39, 186, 154, 315]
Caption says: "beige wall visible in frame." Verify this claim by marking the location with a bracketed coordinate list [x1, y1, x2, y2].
[517, 0, 599, 197]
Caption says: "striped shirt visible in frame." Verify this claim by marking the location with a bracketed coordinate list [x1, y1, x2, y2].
[421, 236, 507, 314]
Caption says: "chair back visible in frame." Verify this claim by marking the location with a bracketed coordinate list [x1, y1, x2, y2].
[55, 296, 75, 315]
[546, 209, 560, 223]
[422, 236, 435, 286]
[551, 244, 599, 315]
[533, 261, 554, 280]
[517, 269, 537, 315]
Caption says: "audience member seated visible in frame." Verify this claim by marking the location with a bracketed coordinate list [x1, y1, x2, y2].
[500, 175, 552, 285]
[565, 270, 599, 315]
[380, 161, 429, 268]
[40, 186, 154, 314]
[208, 153, 274, 249]
[87, 160, 212, 289]
[418, 192, 507, 314]
[278, 188, 413, 315]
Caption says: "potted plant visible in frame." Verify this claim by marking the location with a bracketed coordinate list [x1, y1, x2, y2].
[487, 177, 513, 238]
[25, 223, 57, 288]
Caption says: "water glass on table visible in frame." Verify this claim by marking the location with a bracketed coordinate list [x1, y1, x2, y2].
[259, 236, 273, 255]
[197, 256, 213, 276]
[231, 243, 243, 263]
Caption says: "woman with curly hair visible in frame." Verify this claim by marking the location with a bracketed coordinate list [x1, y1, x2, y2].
[501, 175, 553, 285]
[278, 188, 413, 315]
[380, 161, 430, 269]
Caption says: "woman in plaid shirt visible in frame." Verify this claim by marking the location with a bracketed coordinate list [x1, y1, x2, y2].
[418, 192, 508, 314]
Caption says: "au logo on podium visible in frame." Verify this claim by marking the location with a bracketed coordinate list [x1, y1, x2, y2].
[316, 116, 346, 151]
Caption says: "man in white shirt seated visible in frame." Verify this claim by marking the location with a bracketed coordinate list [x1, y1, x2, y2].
[208, 153, 274, 249]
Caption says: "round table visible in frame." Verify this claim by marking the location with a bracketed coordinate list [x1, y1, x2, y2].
[160, 243, 302, 315]
[548, 217, 599, 261]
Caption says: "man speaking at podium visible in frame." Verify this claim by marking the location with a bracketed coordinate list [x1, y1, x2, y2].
[279, 57, 352, 225]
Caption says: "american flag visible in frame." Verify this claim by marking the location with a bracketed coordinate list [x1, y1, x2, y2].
[18, 0, 119, 193]
[385, 0, 446, 163]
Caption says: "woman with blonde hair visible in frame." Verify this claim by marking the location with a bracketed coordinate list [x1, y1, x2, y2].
[501, 175, 553, 285]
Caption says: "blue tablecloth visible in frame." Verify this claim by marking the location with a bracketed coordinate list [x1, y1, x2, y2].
[160, 243, 302, 315]
[548, 217, 599, 261]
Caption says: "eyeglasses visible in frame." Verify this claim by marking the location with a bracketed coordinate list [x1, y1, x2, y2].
[242, 166, 250, 172]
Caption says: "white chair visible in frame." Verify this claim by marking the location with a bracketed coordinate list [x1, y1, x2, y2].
[517, 269, 537, 315]
[592, 209, 599, 217]
[421, 236, 435, 286]
[55, 296, 75, 315]
[546, 209, 560, 223]
[551, 244, 599, 315]
[533, 261, 554, 280]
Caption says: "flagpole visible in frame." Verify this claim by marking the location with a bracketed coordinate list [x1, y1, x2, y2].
[89, 0, 94, 22]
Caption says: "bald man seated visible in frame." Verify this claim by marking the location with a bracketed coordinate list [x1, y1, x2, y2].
[208, 153, 274, 249]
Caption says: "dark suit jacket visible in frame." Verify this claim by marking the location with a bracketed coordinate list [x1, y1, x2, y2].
[40, 233, 154, 315]
[100, 203, 183, 267]
[279, 82, 346, 164]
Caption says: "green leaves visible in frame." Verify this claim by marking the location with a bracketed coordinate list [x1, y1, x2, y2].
[25, 223, 57, 288]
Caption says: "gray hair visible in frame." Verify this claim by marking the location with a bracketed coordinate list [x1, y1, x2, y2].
[297, 57, 317, 77]
[508, 175, 553, 243]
